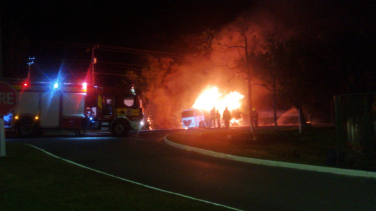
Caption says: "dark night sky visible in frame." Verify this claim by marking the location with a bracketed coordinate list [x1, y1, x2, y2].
[3, 0, 375, 50]
[1, 0, 256, 80]
[1, 0, 376, 82]
[1, 0, 252, 46]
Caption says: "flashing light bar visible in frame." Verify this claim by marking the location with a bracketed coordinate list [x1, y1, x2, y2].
[19, 80, 91, 91]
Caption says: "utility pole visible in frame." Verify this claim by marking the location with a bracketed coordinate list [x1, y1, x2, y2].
[268, 32, 279, 131]
[90, 45, 99, 85]
[272, 54, 278, 130]
[243, 33, 254, 134]
[27, 57, 35, 80]
[0, 16, 3, 81]
[0, 17, 3, 157]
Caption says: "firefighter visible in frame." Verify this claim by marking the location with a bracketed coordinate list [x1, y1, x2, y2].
[222, 107, 231, 129]
[215, 110, 221, 128]
[252, 108, 259, 128]
[210, 107, 216, 128]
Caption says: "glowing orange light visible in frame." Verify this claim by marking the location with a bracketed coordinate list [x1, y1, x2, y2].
[230, 118, 240, 126]
[192, 86, 244, 114]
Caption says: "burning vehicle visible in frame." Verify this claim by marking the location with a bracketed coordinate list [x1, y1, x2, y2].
[181, 86, 245, 129]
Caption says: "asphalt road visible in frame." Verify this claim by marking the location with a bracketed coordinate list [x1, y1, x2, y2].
[8, 129, 376, 211]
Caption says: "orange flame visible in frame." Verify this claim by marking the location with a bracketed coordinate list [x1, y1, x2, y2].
[192, 86, 244, 113]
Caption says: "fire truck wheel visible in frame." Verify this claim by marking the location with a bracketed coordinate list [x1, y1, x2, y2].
[79, 129, 85, 135]
[18, 120, 34, 137]
[75, 129, 85, 136]
[112, 120, 131, 136]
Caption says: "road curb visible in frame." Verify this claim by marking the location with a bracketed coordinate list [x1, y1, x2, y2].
[164, 136, 376, 179]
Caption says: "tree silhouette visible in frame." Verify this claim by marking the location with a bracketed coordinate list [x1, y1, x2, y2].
[212, 17, 261, 133]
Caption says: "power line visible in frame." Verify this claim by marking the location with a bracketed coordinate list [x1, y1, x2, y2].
[98, 44, 184, 58]
[94, 72, 128, 77]
[32, 41, 93, 49]
[98, 61, 144, 67]
[31, 41, 183, 58]
[95, 68, 143, 73]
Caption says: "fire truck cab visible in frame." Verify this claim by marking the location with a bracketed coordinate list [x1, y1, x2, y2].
[181, 108, 206, 129]
[94, 86, 143, 136]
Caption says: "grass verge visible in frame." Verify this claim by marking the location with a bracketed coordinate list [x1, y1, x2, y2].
[167, 126, 376, 171]
[0, 142, 231, 211]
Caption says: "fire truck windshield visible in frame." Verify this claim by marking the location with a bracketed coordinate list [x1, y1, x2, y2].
[122, 95, 141, 108]
[182, 110, 195, 118]
[124, 97, 134, 107]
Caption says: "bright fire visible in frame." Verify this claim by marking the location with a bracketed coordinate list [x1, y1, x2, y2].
[192, 86, 244, 113]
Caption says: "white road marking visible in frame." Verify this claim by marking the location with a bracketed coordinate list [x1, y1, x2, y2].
[27, 144, 243, 211]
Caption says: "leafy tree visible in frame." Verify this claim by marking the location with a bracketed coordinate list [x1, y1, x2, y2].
[252, 31, 284, 129]
[325, 30, 376, 94]
[254, 33, 334, 126]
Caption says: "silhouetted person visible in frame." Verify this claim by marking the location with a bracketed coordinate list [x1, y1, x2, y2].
[215, 110, 221, 128]
[252, 108, 258, 128]
[209, 107, 216, 128]
[223, 107, 231, 129]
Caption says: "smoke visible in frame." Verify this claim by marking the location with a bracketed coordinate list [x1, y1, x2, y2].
[147, 13, 263, 129]
[146, 0, 348, 129]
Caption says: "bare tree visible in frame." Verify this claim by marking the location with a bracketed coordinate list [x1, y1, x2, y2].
[260, 31, 280, 130]
[213, 17, 261, 134]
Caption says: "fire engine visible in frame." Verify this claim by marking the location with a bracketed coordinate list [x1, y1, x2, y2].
[3, 80, 144, 137]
